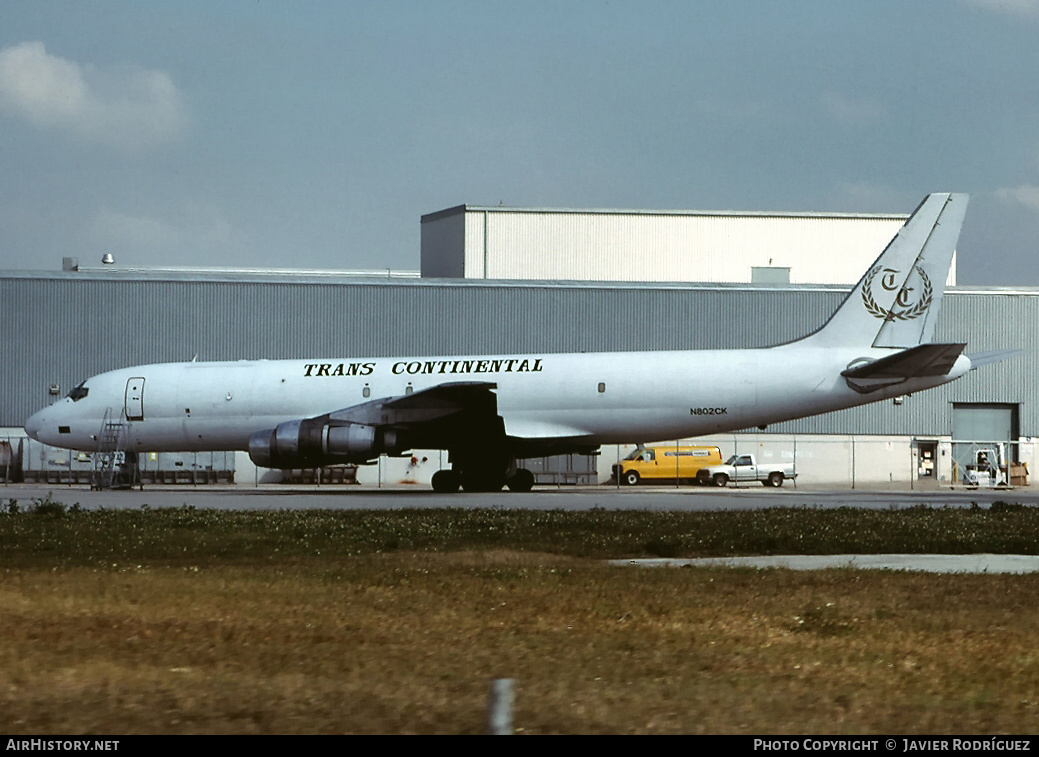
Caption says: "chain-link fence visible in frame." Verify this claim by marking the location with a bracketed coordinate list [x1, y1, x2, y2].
[602, 436, 1034, 490]
[950, 441, 1027, 488]
[6, 435, 235, 486]
[5, 433, 1034, 490]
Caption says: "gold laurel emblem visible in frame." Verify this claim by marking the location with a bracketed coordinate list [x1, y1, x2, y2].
[861, 265, 932, 321]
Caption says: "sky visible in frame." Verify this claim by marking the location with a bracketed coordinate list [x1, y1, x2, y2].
[1, 0, 1038, 285]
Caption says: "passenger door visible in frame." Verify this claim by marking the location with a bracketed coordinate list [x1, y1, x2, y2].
[125, 377, 145, 421]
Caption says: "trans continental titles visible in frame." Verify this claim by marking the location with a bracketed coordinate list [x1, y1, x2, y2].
[303, 358, 544, 377]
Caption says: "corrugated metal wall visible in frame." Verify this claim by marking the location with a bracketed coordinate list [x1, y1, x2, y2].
[1, 272, 1031, 436]
[421, 206, 949, 286]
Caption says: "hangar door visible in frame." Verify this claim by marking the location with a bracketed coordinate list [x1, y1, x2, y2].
[953, 403, 1018, 443]
[952, 403, 1019, 467]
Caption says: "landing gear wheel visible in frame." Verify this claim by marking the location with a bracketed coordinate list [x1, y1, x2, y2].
[766, 472, 784, 487]
[624, 470, 640, 486]
[461, 470, 505, 492]
[507, 468, 535, 492]
[431, 469, 460, 493]
[454, 446, 511, 493]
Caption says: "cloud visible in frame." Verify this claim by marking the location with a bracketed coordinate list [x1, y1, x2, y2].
[696, 98, 776, 120]
[831, 182, 911, 213]
[0, 41, 187, 150]
[89, 208, 181, 252]
[821, 92, 886, 126]
[961, 0, 1039, 19]
[995, 184, 1039, 212]
[86, 204, 240, 265]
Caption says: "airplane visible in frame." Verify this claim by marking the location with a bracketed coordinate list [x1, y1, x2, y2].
[25, 193, 989, 493]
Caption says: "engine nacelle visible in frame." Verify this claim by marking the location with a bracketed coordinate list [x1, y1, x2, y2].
[248, 418, 396, 468]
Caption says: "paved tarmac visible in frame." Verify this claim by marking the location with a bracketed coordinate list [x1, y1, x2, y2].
[610, 554, 1039, 573]
[4, 482, 1039, 511]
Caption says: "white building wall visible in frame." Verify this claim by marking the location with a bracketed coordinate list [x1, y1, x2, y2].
[464, 212, 486, 279]
[10, 433, 1033, 489]
[242, 435, 1034, 489]
[599, 434, 1036, 488]
[422, 206, 958, 286]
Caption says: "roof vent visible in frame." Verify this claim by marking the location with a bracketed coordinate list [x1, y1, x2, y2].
[101, 253, 114, 265]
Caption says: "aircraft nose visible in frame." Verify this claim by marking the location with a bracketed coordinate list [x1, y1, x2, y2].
[24, 407, 49, 442]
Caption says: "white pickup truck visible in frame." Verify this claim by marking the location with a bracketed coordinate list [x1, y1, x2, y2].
[696, 454, 796, 488]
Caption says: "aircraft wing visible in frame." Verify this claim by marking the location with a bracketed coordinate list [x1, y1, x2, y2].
[502, 417, 599, 458]
[381, 381, 497, 421]
[328, 381, 498, 427]
[250, 377, 605, 469]
[501, 418, 595, 439]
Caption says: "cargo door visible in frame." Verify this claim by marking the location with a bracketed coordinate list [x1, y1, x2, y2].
[125, 377, 145, 421]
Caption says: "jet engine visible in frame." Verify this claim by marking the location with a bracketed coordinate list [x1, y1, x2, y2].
[248, 418, 400, 468]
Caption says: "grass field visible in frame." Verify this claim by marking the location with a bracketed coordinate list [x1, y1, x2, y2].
[3, 496, 1039, 734]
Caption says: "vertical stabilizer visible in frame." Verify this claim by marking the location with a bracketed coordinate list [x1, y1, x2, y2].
[804, 193, 967, 349]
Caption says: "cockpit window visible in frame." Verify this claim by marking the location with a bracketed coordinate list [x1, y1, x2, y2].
[68, 382, 89, 401]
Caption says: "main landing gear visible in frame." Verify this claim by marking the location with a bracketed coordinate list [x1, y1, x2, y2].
[430, 452, 535, 493]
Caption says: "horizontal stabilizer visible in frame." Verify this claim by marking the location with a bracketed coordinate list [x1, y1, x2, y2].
[842, 343, 967, 379]
[966, 349, 1025, 370]
[841, 343, 966, 394]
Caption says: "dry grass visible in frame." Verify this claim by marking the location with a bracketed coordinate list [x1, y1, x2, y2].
[3, 549, 1039, 734]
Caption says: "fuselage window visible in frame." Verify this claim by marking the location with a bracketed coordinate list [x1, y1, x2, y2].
[68, 382, 89, 401]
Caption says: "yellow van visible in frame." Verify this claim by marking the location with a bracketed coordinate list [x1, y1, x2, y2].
[611, 445, 724, 485]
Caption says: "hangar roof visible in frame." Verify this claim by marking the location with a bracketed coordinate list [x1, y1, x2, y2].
[421, 203, 909, 222]
[5, 268, 1036, 297]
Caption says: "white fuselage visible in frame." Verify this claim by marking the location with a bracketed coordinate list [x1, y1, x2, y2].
[24, 343, 972, 454]
[22, 192, 977, 487]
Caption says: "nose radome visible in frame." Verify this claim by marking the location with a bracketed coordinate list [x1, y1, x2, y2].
[24, 407, 47, 441]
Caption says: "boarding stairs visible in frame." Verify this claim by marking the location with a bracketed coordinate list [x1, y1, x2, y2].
[91, 408, 135, 489]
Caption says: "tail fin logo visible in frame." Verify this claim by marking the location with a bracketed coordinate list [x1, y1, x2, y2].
[861, 265, 933, 322]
